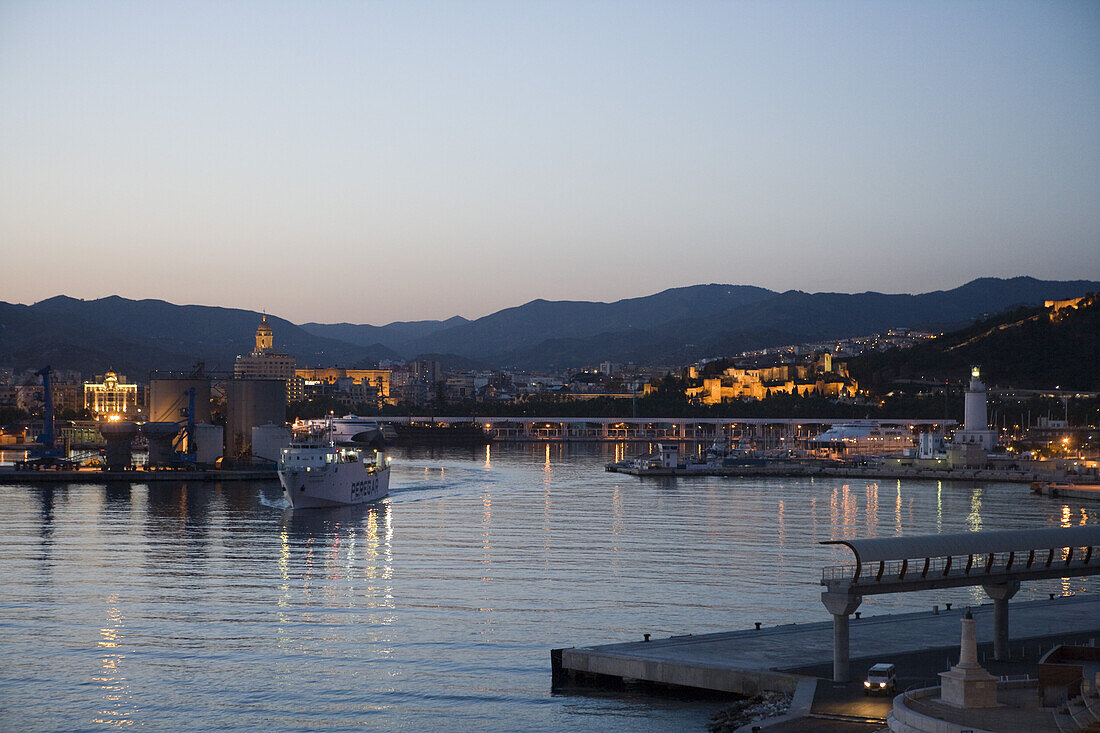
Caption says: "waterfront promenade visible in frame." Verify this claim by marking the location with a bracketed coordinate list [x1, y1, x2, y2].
[554, 594, 1100, 697]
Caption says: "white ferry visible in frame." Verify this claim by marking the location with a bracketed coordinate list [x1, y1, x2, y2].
[294, 415, 395, 445]
[809, 421, 913, 456]
[278, 439, 390, 509]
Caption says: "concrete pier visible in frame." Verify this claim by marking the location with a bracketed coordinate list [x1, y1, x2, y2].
[0, 467, 278, 484]
[1032, 483, 1100, 502]
[553, 595, 1100, 696]
[607, 461, 1083, 485]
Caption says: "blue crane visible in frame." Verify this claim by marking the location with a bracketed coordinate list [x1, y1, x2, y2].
[16, 366, 76, 470]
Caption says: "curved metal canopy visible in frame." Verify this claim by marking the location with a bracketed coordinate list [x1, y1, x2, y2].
[822, 525, 1100, 565]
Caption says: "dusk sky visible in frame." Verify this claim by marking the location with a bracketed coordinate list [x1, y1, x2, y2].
[1, 1, 1097, 324]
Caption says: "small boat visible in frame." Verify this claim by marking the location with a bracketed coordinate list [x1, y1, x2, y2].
[278, 430, 390, 509]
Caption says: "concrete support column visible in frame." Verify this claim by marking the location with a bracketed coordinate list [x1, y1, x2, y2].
[832, 612, 850, 682]
[822, 591, 862, 683]
[982, 579, 1020, 661]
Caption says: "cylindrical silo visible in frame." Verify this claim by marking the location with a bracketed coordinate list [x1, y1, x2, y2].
[225, 379, 286, 459]
[192, 423, 223, 465]
[251, 424, 291, 466]
[149, 378, 212, 424]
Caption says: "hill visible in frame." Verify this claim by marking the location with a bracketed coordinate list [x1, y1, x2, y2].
[847, 294, 1100, 391]
[2, 277, 1098, 376]
[0, 296, 393, 377]
[398, 277, 1100, 367]
[302, 316, 470, 348]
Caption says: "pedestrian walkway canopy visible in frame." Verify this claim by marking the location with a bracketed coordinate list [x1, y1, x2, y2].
[818, 525, 1100, 682]
[821, 525, 1100, 592]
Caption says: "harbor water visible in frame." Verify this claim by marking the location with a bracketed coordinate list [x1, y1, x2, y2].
[1, 443, 1095, 731]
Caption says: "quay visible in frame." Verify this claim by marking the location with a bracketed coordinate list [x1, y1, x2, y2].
[382, 416, 952, 443]
[606, 461, 1083, 486]
[0, 466, 278, 484]
[1032, 483, 1100, 502]
[552, 594, 1100, 697]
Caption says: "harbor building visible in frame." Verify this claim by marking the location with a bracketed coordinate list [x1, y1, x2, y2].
[294, 368, 391, 400]
[234, 316, 295, 397]
[83, 371, 140, 419]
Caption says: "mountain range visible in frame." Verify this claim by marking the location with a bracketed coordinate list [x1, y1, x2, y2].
[1, 277, 1097, 378]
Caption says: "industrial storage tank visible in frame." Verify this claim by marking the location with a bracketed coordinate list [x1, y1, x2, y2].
[149, 377, 212, 425]
[192, 423, 223, 465]
[142, 422, 181, 466]
[252, 424, 291, 466]
[225, 379, 286, 460]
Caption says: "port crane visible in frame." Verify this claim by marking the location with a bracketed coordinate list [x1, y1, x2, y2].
[14, 366, 78, 470]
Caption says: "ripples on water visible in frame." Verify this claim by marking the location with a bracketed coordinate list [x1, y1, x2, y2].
[1, 443, 1095, 731]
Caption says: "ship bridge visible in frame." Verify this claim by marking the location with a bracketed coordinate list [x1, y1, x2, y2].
[819, 525, 1100, 681]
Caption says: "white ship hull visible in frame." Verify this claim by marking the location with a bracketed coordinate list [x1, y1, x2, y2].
[279, 462, 390, 509]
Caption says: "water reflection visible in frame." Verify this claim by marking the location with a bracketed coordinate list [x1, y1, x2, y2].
[2, 445, 1097, 733]
[865, 482, 878, 535]
[936, 481, 942, 532]
[279, 503, 396, 624]
[967, 487, 983, 531]
[102, 482, 133, 507]
[777, 498, 785, 551]
[895, 481, 903, 536]
[482, 490, 493, 577]
[92, 593, 133, 728]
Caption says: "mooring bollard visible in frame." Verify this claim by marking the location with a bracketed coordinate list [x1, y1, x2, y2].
[643, 633, 650, 642]
[755, 622, 761, 630]
[945, 603, 952, 611]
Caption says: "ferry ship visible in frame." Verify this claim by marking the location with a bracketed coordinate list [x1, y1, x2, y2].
[293, 415, 396, 445]
[809, 420, 913, 456]
[278, 439, 390, 509]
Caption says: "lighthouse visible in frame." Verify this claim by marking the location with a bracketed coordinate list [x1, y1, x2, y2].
[952, 366, 997, 450]
[964, 366, 986, 434]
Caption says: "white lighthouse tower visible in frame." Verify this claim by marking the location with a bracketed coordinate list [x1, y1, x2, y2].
[952, 366, 997, 450]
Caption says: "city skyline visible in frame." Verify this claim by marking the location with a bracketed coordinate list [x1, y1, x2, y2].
[1, 1, 1098, 323]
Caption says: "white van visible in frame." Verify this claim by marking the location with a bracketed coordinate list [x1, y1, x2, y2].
[864, 663, 896, 695]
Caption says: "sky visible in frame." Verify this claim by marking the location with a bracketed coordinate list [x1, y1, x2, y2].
[1, 1, 1098, 325]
